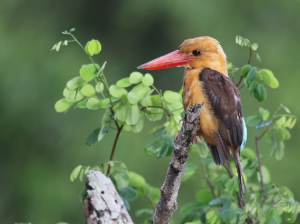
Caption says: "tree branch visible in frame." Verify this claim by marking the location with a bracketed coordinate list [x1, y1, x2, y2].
[255, 128, 269, 208]
[85, 171, 134, 224]
[152, 104, 203, 224]
[254, 200, 281, 224]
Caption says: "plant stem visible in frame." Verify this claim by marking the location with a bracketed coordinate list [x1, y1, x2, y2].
[255, 128, 269, 208]
[236, 76, 244, 88]
[203, 174, 217, 199]
[248, 47, 252, 65]
[254, 200, 281, 224]
[145, 194, 156, 210]
[107, 125, 124, 175]
[146, 105, 172, 117]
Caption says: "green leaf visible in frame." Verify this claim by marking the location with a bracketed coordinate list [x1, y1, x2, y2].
[109, 85, 128, 98]
[157, 142, 170, 158]
[130, 83, 151, 100]
[116, 78, 132, 88]
[285, 212, 298, 223]
[196, 189, 213, 203]
[131, 112, 144, 133]
[225, 177, 239, 192]
[79, 168, 84, 182]
[255, 84, 267, 102]
[251, 43, 258, 51]
[77, 101, 87, 108]
[128, 171, 146, 188]
[63, 87, 84, 102]
[258, 69, 279, 88]
[126, 104, 139, 125]
[241, 147, 257, 160]
[80, 84, 96, 97]
[121, 197, 130, 211]
[142, 73, 154, 86]
[55, 98, 73, 112]
[98, 125, 109, 141]
[144, 140, 165, 155]
[115, 104, 128, 122]
[276, 116, 286, 127]
[249, 80, 259, 94]
[95, 82, 104, 93]
[289, 118, 297, 129]
[135, 209, 154, 218]
[86, 97, 101, 110]
[245, 116, 262, 127]
[99, 97, 119, 108]
[257, 166, 271, 184]
[247, 67, 257, 82]
[219, 208, 244, 222]
[283, 117, 293, 128]
[129, 72, 143, 84]
[67, 76, 87, 90]
[209, 197, 228, 206]
[86, 128, 101, 146]
[182, 170, 195, 182]
[259, 107, 270, 121]
[275, 141, 285, 160]
[163, 91, 181, 103]
[206, 209, 218, 224]
[87, 39, 101, 56]
[55, 41, 62, 51]
[149, 126, 166, 136]
[80, 64, 97, 82]
[70, 165, 82, 181]
[180, 202, 206, 216]
[119, 187, 137, 201]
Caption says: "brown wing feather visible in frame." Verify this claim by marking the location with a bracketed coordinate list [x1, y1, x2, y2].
[199, 68, 244, 150]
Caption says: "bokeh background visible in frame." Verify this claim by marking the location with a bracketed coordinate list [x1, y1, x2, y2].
[1, 0, 300, 223]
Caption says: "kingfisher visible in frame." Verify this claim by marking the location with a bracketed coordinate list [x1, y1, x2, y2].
[137, 36, 247, 199]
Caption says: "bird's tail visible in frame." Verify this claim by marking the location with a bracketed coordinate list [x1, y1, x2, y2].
[233, 150, 248, 198]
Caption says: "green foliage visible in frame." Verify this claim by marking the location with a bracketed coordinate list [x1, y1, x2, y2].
[54, 31, 299, 223]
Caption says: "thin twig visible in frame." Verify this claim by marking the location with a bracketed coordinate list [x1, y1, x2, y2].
[236, 76, 244, 88]
[146, 105, 172, 117]
[145, 194, 156, 210]
[238, 84, 245, 90]
[248, 47, 252, 65]
[203, 174, 216, 199]
[255, 128, 269, 208]
[107, 125, 124, 175]
[254, 200, 281, 224]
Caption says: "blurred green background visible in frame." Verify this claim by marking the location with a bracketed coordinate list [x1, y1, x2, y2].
[1, 0, 300, 223]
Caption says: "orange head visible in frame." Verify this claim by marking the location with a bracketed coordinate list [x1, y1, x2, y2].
[137, 36, 228, 76]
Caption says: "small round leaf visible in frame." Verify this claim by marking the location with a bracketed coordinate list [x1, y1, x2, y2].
[142, 73, 154, 86]
[55, 98, 73, 112]
[86, 97, 101, 110]
[81, 84, 96, 97]
[129, 72, 143, 84]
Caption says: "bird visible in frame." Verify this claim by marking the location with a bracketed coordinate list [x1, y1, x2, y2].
[137, 36, 248, 202]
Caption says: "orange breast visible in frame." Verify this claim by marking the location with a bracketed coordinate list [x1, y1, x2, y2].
[182, 69, 218, 145]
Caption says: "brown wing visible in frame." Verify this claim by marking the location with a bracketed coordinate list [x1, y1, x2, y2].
[199, 68, 244, 151]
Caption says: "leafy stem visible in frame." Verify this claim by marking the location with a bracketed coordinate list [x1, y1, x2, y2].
[146, 106, 172, 117]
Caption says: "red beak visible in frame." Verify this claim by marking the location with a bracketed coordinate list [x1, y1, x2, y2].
[137, 50, 195, 70]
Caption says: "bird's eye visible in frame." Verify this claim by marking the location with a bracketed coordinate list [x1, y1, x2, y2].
[192, 50, 201, 56]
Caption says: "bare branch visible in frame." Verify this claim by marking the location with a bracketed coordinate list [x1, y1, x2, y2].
[152, 104, 203, 224]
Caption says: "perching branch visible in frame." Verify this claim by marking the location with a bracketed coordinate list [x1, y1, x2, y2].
[203, 174, 217, 199]
[255, 128, 269, 208]
[85, 170, 134, 224]
[152, 103, 203, 224]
